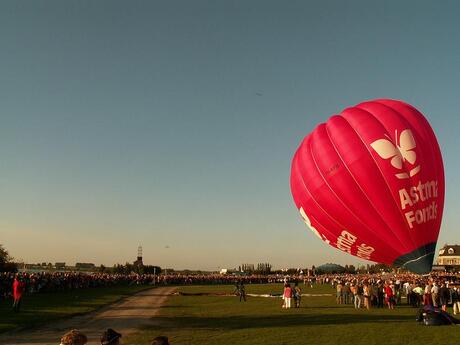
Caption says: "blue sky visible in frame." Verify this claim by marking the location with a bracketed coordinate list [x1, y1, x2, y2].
[1, 1, 459, 270]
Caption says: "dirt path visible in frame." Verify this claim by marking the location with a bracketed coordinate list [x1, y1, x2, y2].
[0, 286, 176, 345]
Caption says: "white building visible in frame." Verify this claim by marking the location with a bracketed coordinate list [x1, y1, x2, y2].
[436, 244, 460, 267]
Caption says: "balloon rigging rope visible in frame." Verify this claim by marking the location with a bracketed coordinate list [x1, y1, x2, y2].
[400, 250, 435, 268]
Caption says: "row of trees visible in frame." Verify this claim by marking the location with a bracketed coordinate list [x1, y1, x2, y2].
[107, 263, 162, 275]
[0, 244, 17, 272]
[314, 263, 394, 275]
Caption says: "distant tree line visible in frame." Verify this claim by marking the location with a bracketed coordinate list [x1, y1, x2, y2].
[0, 244, 18, 272]
[106, 263, 162, 275]
[313, 263, 394, 275]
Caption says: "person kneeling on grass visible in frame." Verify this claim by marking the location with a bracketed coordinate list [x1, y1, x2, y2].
[101, 328, 122, 345]
[60, 329, 87, 345]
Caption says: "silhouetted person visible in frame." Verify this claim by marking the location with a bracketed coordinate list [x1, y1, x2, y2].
[100, 328, 122, 345]
[239, 281, 246, 302]
[151, 336, 170, 345]
[13, 275, 25, 312]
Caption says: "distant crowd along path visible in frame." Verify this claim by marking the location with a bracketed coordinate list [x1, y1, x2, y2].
[0, 286, 176, 345]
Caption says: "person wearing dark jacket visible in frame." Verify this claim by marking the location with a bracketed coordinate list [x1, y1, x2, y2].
[452, 287, 460, 315]
[439, 283, 450, 312]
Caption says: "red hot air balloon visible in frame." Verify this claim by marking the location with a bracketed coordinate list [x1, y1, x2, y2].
[290, 99, 444, 274]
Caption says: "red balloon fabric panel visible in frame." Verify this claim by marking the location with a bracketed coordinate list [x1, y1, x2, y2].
[290, 99, 444, 273]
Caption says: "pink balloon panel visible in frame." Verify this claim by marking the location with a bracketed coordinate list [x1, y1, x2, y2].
[290, 99, 444, 274]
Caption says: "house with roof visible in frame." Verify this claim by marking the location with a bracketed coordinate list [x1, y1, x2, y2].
[435, 244, 460, 271]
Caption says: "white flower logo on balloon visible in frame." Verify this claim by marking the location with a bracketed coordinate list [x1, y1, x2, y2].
[371, 129, 420, 179]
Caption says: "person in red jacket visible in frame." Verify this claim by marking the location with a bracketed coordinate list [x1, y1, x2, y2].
[13, 274, 25, 312]
[384, 282, 395, 310]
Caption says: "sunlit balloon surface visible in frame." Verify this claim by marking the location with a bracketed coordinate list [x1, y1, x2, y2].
[290, 99, 444, 274]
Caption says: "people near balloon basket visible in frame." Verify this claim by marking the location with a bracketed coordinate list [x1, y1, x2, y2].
[352, 282, 363, 309]
[424, 281, 433, 306]
[363, 282, 371, 310]
[439, 282, 450, 312]
[410, 283, 423, 308]
[384, 281, 395, 309]
[343, 282, 351, 304]
[451, 286, 460, 315]
[376, 281, 385, 308]
[431, 281, 440, 307]
[282, 283, 293, 309]
[60, 329, 88, 345]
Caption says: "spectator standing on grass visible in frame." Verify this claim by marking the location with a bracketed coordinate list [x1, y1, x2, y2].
[363, 282, 371, 310]
[233, 281, 239, 296]
[238, 281, 246, 302]
[384, 282, 395, 309]
[355, 283, 363, 309]
[293, 281, 302, 308]
[12, 274, 25, 312]
[100, 329, 122, 345]
[343, 282, 351, 304]
[60, 329, 87, 345]
[452, 287, 460, 315]
[431, 282, 439, 307]
[439, 283, 449, 312]
[424, 282, 432, 306]
[377, 282, 385, 308]
[350, 282, 356, 307]
[336, 281, 343, 304]
[283, 283, 293, 309]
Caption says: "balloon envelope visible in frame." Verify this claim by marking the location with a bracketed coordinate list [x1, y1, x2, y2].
[290, 99, 444, 274]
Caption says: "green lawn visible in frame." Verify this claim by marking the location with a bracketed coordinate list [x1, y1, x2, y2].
[0, 284, 150, 333]
[127, 284, 460, 345]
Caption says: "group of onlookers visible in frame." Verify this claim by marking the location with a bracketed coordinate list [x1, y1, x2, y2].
[1, 272, 296, 298]
[59, 328, 169, 345]
[282, 282, 302, 308]
[335, 280, 399, 310]
[5, 270, 460, 315]
[0, 272, 155, 298]
[329, 272, 460, 314]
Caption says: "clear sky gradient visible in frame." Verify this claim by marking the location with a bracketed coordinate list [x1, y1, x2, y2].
[1, 1, 459, 270]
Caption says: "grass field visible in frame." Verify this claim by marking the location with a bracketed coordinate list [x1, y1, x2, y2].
[0, 284, 149, 333]
[127, 284, 460, 345]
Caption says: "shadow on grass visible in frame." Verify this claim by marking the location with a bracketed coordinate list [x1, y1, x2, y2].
[140, 313, 414, 331]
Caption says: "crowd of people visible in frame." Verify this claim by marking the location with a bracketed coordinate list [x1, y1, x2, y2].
[322, 272, 460, 313]
[1, 271, 290, 300]
[0, 272, 156, 299]
[3, 270, 460, 302]
[3, 269, 460, 343]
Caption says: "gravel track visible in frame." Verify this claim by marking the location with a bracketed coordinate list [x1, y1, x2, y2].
[0, 286, 176, 345]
